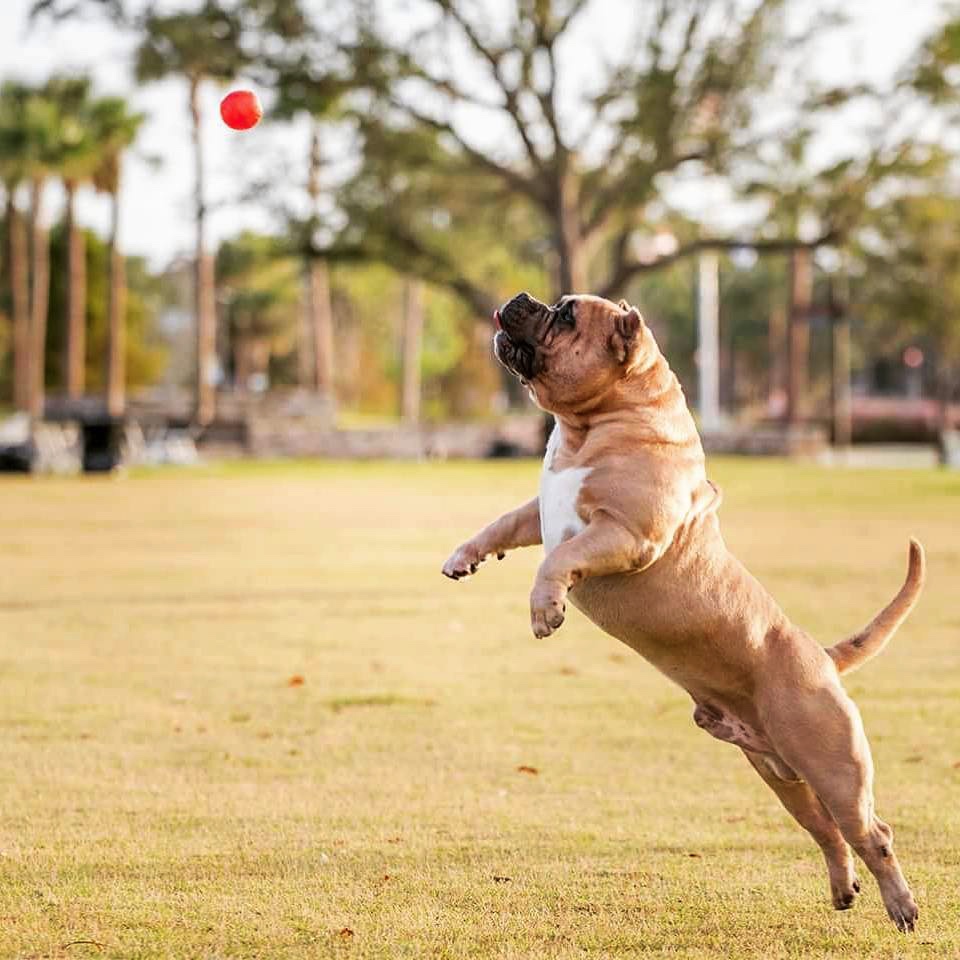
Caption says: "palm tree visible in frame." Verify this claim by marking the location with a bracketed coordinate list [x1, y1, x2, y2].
[135, 1, 247, 425]
[48, 74, 98, 400]
[304, 124, 335, 397]
[0, 83, 32, 412]
[263, 5, 346, 400]
[90, 97, 144, 417]
[20, 80, 65, 418]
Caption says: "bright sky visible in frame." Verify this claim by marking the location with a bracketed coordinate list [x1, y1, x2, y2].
[0, 0, 946, 270]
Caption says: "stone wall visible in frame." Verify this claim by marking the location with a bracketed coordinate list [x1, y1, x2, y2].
[244, 415, 544, 460]
[702, 424, 828, 457]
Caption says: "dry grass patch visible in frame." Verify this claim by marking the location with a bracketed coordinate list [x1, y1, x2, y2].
[1, 458, 958, 958]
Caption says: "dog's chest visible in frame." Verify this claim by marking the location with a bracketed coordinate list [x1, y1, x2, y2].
[540, 429, 590, 554]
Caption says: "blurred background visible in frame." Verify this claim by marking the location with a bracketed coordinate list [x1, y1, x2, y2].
[2, 0, 960, 469]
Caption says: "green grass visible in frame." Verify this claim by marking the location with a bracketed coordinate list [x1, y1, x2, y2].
[1, 457, 958, 959]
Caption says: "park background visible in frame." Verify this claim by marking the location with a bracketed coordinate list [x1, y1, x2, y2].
[1, 2, 960, 959]
[2, 0, 960, 461]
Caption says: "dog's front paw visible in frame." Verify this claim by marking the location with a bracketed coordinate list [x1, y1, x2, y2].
[442, 542, 484, 580]
[530, 581, 567, 637]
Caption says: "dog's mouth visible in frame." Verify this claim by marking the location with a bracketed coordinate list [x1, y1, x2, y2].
[492, 292, 549, 382]
[493, 329, 539, 383]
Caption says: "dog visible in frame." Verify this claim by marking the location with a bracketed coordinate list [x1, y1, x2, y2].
[442, 292, 924, 931]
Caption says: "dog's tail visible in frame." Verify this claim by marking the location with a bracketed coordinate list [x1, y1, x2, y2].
[827, 539, 925, 675]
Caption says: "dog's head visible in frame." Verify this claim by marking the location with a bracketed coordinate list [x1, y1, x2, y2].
[493, 292, 648, 414]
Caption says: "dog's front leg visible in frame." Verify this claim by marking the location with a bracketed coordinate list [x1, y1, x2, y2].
[442, 497, 541, 580]
[530, 512, 660, 637]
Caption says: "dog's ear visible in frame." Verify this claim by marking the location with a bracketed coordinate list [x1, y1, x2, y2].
[609, 305, 644, 364]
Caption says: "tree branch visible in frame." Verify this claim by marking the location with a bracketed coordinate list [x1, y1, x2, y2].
[378, 222, 498, 316]
[550, 0, 590, 42]
[537, 42, 565, 157]
[398, 56, 503, 111]
[429, 0, 547, 173]
[389, 97, 545, 203]
[598, 230, 838, 300]
[582, 148, 708, 242]
[530, 1, 591, 157]
[331, 215, 498, 316]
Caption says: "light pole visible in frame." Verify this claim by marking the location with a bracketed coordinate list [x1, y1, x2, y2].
[697, 251, 721, 433]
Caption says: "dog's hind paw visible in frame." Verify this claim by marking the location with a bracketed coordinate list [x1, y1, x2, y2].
[830, 873, 860, 911]
[885, 891, 918, 933]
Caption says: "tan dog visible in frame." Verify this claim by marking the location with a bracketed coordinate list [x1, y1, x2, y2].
[442, 292, 925, 932]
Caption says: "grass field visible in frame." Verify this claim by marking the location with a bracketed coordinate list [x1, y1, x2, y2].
[1, 457, 959, 959]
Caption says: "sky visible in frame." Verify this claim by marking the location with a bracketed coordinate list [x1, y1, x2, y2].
[0, 0, 948, 271]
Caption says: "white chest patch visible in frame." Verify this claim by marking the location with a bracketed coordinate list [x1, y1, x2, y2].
[539, 429, 590, 554]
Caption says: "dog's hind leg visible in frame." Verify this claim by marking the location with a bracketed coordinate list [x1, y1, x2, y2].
[762, 683, 918, 932]
[742, 749, 859, 911]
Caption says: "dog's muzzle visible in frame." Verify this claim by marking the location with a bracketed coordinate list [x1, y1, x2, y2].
[493, 292, 548, 381]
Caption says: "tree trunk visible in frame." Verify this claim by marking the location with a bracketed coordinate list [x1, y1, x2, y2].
[190, 76, 217, 426]
[936, 356, 953, 436]
[767, 304, 787, 418]
[306, 122, 335, 397]
[28, 177, 49, 419]
[64, 179, 86, 399]
[297, 275, 311, 388]
[828, 273, 851, 448]
[555, 173, 586, 293]
[400, 278, 423, 423]
[234, 337, 252, 391]
[106, 189, 126, 418]
[786, 247, 812, 426]
[309, 258, 334, 395]
[6, 189, 31, 412]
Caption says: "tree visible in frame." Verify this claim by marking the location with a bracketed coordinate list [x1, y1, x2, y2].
[46, 227, 167, 394]
[244, 0, 352, 399]
[16, 79, 70, 418]
[135, 1, 247, 425]
[735, 122, 939, 427]
[47, 74, 99, 399]
[326, 0, 846, 315]
[854, 191, 960, 439]
[0, 84, 33, 411]
[89, 96, 144, 416]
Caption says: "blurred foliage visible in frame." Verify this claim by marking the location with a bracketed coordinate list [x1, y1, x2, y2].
[89, 96, 144, 197]
[217, 232, 300, 346]
[5, 0, 960, 424]
[329, 262, 503, 418]
[135, 2, 248, 87]
[30, 0, 125, 22]
[912, 15, 960, 105]
[45, 224, 167, 392]
[853, 192, 960, 384]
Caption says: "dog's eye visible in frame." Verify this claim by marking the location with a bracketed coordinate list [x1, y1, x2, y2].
[555, 302, 575, 329]
[550, 300, 577, 330]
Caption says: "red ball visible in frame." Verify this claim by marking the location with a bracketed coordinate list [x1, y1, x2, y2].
[220, 90, 262, 131]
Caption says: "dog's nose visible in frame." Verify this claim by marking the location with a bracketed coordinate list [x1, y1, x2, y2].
[502, 291, 545, 318]
[499, 292, 545, 337]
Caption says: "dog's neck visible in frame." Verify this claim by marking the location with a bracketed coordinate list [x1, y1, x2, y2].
[552, 344, 702, 452]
